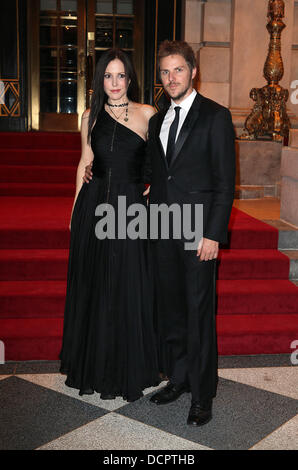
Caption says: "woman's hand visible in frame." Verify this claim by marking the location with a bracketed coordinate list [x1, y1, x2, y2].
[83, 162, 93, 183]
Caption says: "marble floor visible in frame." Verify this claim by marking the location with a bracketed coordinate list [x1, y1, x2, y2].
[0, 355, 297, 451]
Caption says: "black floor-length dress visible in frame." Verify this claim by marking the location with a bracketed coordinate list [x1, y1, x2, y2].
[59, 109, 160, 401]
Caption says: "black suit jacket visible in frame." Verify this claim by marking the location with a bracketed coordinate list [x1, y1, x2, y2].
[143, 92, 236, 245]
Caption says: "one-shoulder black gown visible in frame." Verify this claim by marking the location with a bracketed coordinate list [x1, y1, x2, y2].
[59, 109, 160, 401]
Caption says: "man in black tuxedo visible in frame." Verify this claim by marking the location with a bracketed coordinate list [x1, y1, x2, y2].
[146, 40, 235, 426]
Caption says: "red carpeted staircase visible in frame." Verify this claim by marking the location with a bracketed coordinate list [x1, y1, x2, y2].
[0, 132, 298, 360]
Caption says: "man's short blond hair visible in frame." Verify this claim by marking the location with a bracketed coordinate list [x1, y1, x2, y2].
[158, 40, 197, 71]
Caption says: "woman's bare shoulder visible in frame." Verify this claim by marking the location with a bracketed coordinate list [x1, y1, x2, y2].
[143, 104, 156, 117]
[133, 103, 156, 121]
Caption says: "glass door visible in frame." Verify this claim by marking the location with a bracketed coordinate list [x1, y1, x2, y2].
[30, 0, 85, 131]
[94, 0, 134, 63]
[86, 0, 144, 105]
[29, 0, 144, 131]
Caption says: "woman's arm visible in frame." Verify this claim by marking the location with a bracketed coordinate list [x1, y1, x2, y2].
[69, 110, 94, 229]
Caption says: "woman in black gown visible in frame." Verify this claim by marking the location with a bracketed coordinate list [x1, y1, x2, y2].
[59, 49, 160, 402]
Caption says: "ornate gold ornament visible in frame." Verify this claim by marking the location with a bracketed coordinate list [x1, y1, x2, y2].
[241, 0, 290, 142]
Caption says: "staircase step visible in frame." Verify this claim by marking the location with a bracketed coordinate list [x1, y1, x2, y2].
[264, 220, 298, 250]
[0, 196, 72, 249]
[0, 226, 276, 250]
[0, 227, 71, 249]
[0, 183, 75, 197]
[217, 279, 298, 315]
[0, 317, 63, 360]
[0, 132, 80, 150]
[217, 313, 298, 355]
[0, 281, 66, 317]
[1, 313, 296, 360]
[227, 210, 278, 249]
[1, 279, 297, 318]
[0, 248, 291, 281]
[0, 165, 76, 183]
[0, 149, 80, 166]
[280, 250, 298, 280]
[0, 198, 279, 250]
[218, 249, 289, 279]
[0, 250, 69, 280]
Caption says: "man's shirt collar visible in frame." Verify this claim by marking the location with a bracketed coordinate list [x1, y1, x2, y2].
[170, 89, 197, 113]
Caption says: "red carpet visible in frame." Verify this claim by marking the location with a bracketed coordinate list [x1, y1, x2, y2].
[0, 132, 297, 359]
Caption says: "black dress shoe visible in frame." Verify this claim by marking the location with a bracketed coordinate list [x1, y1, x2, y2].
[187, 401, 212, 426]
[150, 382, 189, 405]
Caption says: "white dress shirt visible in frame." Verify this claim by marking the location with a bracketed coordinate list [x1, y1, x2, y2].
[159, 89, 197, 155]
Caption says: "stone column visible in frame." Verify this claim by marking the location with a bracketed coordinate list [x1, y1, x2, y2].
[184, 0, 231, 107]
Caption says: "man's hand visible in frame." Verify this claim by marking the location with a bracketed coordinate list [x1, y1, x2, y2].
[143, 185, 150, 196]
[197, 237, 219, 261]
[83, 162, 93, 183]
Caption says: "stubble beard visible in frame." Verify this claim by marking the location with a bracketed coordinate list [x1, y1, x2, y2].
[166, 75, 193, 102]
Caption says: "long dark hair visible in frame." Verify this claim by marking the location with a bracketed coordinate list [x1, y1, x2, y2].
[87, 49, 139, 142]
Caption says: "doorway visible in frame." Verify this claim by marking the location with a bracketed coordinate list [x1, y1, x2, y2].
[29, 0, 144, 131]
